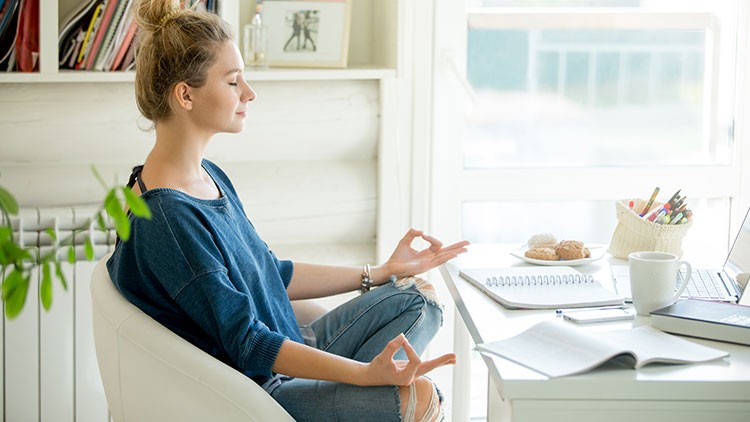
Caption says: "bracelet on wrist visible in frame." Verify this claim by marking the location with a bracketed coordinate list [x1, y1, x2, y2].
[360, 264, 372, 294]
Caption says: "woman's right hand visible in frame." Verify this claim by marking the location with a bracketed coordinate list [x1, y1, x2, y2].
[359, 333, 456, 387]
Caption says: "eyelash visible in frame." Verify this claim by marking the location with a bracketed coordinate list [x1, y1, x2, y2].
[229, 82, 238, 86]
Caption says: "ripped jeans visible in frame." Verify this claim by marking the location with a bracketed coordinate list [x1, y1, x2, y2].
[266, 277, 444, 421]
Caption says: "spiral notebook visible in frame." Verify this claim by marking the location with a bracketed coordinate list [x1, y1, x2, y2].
[459, 267, 624, 310]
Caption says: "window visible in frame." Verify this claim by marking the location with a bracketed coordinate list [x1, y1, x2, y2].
[434, 0, 745, 261]
[430, 1, 749, 420]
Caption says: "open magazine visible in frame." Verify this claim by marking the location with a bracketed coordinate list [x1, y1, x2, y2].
[477, 320, 729, 378]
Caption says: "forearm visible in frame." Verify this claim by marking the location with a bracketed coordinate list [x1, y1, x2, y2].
[272, 339, 370, 386]
[286, 262, 391, 300]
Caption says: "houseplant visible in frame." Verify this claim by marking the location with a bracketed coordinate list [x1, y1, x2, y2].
[0, 168, 151, 319]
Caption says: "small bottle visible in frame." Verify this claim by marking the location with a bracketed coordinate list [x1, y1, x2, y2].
[243, 6, 268, 69]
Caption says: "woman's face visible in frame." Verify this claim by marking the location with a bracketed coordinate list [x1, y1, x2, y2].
[188, 41, 255, 135]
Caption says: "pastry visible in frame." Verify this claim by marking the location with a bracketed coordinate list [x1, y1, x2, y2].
[555, 240, 587, 260]
[525, 247, 560, 261]
[527, 233, 557, 249]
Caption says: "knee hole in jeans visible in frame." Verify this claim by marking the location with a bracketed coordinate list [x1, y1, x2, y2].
[399, 377, 443, 422]
[394, 277, 442, 308]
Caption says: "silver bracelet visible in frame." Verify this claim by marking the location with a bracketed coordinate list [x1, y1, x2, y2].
[360, 264, 372, 294]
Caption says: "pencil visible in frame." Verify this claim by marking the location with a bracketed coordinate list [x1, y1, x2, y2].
[639, 187, 660, 217]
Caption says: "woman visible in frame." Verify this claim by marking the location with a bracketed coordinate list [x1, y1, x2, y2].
[107, 2, 469, 421]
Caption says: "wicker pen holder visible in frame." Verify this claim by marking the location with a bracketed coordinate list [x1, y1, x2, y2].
[608, 199, 692, 259]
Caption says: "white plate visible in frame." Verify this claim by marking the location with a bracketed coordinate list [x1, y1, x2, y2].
[510, 246, 605, 267]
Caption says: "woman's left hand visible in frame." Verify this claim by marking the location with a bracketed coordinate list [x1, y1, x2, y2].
[382, 229, 469, 280]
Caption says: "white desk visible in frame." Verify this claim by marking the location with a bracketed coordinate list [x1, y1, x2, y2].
[440, 244, 750, 422]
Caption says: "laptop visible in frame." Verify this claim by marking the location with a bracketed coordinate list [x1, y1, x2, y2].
[612, 205, 750, 303]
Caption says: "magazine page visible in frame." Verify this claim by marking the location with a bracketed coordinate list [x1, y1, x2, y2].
[601, 326, 729, 368]
[476, 320, 627, 378]
[478, 320, 730, 378]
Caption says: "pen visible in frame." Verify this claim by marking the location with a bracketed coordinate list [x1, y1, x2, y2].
[555, 305, 626, 314]
[639, 187, 660, 217]
[665, 189, 682, 209]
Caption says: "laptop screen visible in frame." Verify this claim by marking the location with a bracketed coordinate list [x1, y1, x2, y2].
[724, 206, 750, 295]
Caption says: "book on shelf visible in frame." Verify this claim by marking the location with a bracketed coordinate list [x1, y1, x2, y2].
[650, 300, 750, 346]
[0, 0, 21, 69]
[14, 0, 38, 72]
[459, 266, 623, 309]
[476, 320, 729, 378]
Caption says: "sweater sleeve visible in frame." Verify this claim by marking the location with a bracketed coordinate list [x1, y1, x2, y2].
[173, 270, 288, 378]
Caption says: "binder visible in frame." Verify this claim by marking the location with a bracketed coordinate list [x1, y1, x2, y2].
[459, 266, 624, 310]
[14, 0, 38, 72]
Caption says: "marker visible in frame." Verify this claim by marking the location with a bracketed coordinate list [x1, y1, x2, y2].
[665, 189, 682, 209]
[639, 187, 660, 217]
[669, 212, 684, 224]
[648, 203, 670, 222]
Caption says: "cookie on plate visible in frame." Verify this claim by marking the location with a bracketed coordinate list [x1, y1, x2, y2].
[525, 247, 560, 261]
[555, 240, 587, 260]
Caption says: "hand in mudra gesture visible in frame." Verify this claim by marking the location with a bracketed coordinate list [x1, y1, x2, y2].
[362, 334, 456, 387]
[385, 229, 470, 279]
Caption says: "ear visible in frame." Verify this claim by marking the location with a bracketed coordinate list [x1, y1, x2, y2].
[173, 82, 194, 111]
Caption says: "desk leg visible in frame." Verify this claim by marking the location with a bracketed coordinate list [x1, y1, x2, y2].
[487, 375, 512, 422]
[452, 308, 472, 422]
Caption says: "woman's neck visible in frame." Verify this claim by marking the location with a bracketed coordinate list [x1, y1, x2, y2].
[137, 120, 221, 199]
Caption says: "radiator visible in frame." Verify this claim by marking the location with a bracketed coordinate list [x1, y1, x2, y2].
[5, 206, 114, 422]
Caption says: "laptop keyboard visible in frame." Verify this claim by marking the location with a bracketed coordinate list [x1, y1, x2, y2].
[677, 269, 728, 300]
[611, 265, 734, 302]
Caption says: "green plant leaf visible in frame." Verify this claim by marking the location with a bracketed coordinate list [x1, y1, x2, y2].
[0, 186, 19, 215]
[67, 245, 76, 264]
[3, 269, 29, 319]
[2, 267, 23, 300]
[91, 165, 108, 190]
[96, 213, 107, 232]
[0, 226, 10, 242]
[55, 262, 68, 290]
[84, 238, 94, 261]
[41, 261, 52, 311]
[45, 228, 57, 241]
[2, 241, 33, 264]
[122, 187, 152, 219]
[105, 190, 130, 241]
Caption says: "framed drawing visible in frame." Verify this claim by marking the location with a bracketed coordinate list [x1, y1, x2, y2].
[262, 0, 352, 68]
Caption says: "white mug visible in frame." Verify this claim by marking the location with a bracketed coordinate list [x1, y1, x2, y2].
[628, 251, 692, 316]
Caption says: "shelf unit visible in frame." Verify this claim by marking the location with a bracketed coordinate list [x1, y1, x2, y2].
[0, 0, 400, 83]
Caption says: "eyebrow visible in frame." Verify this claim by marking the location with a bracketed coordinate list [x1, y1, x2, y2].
[224, 68, 243, 76]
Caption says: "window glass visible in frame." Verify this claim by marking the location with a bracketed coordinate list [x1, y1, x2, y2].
[464, 2, 739, 168]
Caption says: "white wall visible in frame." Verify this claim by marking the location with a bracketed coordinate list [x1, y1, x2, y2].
[0, 80, 379, 265]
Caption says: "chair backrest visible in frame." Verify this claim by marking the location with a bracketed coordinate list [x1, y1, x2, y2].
[90, 254, 294, 422]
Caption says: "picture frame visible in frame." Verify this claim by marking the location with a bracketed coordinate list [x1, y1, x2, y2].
[262, 0, 352, 68]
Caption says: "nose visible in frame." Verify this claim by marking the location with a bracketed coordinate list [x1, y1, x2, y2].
[241, 79, 256, 103]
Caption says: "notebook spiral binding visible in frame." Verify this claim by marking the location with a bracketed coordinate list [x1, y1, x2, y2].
[484, 274, 595, 287]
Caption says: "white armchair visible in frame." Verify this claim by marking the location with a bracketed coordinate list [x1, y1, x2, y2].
[90, 255, 304, 422]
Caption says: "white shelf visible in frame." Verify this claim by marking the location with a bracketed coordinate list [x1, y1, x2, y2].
[0, 66, 395, 84]
[3, 0, 399, 84]
[244, 66, 396, 81]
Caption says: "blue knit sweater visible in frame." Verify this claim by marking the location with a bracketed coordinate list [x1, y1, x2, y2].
[107, 160, 302, 385]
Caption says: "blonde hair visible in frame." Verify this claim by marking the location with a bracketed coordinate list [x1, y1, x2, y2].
[133, 0, 232, 124]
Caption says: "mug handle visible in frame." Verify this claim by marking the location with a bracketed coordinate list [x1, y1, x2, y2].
[672, 260, 693, 302]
